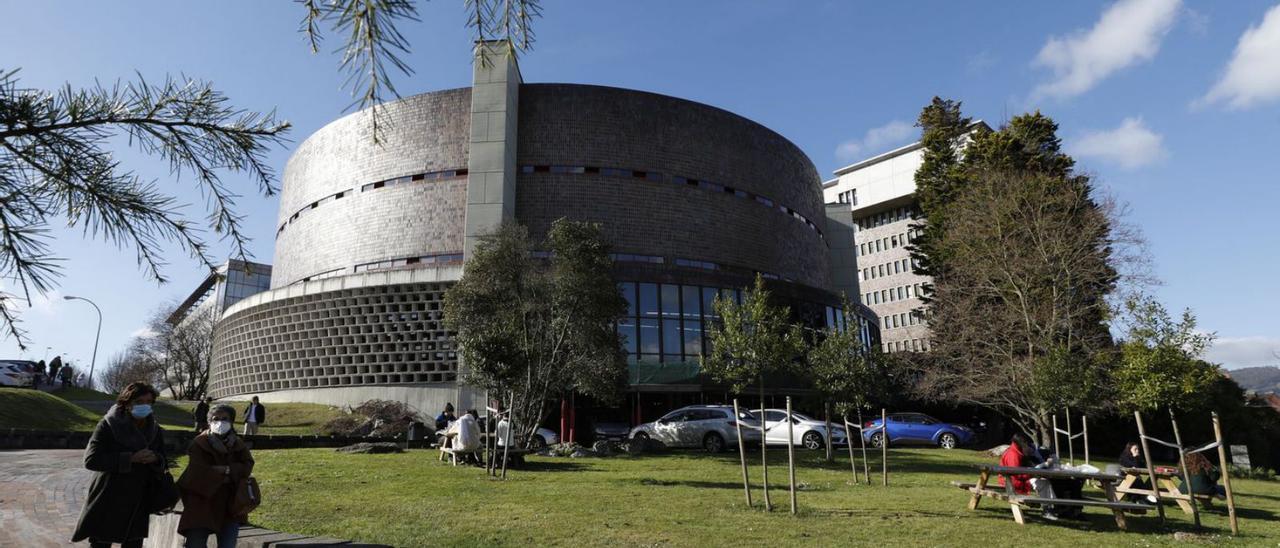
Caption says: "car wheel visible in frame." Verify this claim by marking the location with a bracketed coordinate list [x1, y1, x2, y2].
[703, 432, 726, 453]
[869, 432, 884, 449]
[633, 431, 650, 441]
[530, 434, 547, 450]
[802, 431, 824, 451]
[938, 433, 957, 450]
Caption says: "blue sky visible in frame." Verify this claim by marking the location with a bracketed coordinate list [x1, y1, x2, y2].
[2, 0, 1277, 374]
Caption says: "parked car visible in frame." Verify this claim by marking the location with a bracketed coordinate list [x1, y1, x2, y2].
[487, 419, 560, 450]
[750, 409, 848, 450]
[592, 420, 632, 443]
[862, 412, 975, 449]
[0, 361, 34, 387]
[629, 405, 762, 453]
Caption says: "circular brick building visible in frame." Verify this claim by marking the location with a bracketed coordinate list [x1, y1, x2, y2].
[209, 46, 878, 414]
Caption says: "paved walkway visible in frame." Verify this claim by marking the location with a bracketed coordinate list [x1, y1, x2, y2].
[0, 449, 89, 546]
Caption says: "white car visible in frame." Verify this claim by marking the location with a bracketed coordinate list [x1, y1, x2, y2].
[752, 409, 848, 450]
[493, 419, 560, 450]
[0, 362, 33, 387]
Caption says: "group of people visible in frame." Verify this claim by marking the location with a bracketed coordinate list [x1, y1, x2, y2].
[433, 402, 519, 465]
[72, 383, 264, 547]
[998, 433, 1228, 521]
[30, 356, 81, 388]
[193, 396, 267, 435]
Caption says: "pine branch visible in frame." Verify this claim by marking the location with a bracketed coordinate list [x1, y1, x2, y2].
[0, 68, 290, 348]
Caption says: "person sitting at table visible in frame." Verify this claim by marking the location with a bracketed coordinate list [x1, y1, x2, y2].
[1118, 442, 1158, 503]
[998, 433, 1060, 520]
[439, 409, 482, 464]
[1180, 452, 1227, 499]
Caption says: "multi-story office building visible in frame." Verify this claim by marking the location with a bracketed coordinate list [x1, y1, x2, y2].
[823, 124, 988, 354]
[824, 144, 930, 354]
[202, 41, 880, 417]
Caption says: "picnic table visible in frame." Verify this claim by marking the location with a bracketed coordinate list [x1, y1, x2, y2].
[953, 465, 1152, 528]
[1115, 467, 1216, 515]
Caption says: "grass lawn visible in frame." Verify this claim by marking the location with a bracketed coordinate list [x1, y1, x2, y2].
[0, 387, 102, 430]
[0, 387, 340, 435]
[162, 400, 346, 435]
[238, 447, 1280, 547]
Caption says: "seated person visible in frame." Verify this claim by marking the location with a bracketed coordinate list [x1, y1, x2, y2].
[440, 410, 482, 464]
[435, 403, 457, 432]
[998, 433, 1061, 520]
[1118, 442, 1157, 503]
[1180, 452, 1227, 499]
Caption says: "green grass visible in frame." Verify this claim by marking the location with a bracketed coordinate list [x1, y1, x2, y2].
[162, 401, 345, 435]
[50, 386, 118, 401]
[0, 387, 340, 435]
[0, 387, 102, 430]
[237, 447, 1280, 547]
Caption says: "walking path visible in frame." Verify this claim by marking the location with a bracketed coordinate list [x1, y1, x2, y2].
[0, 449, 89, 546]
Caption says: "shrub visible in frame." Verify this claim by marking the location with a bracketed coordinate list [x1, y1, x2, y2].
[1229, 465, 1277, 481]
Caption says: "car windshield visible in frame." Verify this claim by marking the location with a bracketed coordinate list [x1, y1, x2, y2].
[790, 412, 814, 422]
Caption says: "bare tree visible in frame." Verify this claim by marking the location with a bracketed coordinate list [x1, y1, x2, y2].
[99, 346, 163, 396]
[913, 169, 1135, 443]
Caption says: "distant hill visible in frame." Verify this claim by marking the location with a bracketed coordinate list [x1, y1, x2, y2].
[1228, 366, 1280, 395]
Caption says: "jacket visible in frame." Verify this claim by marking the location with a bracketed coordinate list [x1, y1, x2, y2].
[71, 405, 167, 543]
[177, 432, 255, 535]
[243, 403, 266, 425]
[1180, 467, 1222, 496]
[997, 443, 1032, 495]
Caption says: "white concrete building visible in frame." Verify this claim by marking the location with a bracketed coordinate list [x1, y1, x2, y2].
[823, 143, 931, 354]
[823, 123, 989, 354]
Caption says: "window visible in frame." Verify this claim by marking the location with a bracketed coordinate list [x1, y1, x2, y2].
[638, 283, 659, 318]
[660, 284, 680, 318]
[682, 285, 701, 318]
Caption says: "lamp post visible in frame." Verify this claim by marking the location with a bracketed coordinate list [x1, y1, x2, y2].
[63, 295, 102, 388]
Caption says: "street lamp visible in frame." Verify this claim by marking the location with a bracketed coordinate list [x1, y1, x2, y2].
[63, 295, 101, 388]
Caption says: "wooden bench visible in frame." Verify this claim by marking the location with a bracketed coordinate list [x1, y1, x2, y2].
[1115, 467, 1220, 514]
[959, 465, 1154, 528]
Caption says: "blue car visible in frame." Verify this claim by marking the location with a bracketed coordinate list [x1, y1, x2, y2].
[862, 412, 975, 449]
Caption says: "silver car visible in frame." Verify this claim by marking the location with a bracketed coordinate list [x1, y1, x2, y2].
[629, 405, 762, 453]
[752, 409, 848, 450]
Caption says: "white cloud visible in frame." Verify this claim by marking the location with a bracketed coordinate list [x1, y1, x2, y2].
[1200, 4, 1280, 109]
[1069, 117, 1168, 170]
[1032, 0, 1181, 100]
[835, 120, 915, 164]
[130, 327, 156, 339]
[1205, 336, 1280, 370]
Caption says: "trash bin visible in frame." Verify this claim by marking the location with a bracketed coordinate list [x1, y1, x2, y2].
[408, 421, 425, 442]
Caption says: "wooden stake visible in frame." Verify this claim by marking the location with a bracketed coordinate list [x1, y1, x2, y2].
[1212, 412, 1239, 535]
[485, 390, 495, 476]
[733, 399, 753, 507]
[1066, 407, 1075, 465]
[1052, 415, 1061, 461]
[1135, 411, 1165, 523]
[881, 408, 888, 487]
[500, 390, 513, 480]
[824, 402, 833, 463]
[858, 408, 869, 484]
[787, 397, 797, 515]
[759, 379, 772, 511]
[1083, 414, 1090, 465]
[1169, 408, 1200, 528]
[844, 416, 858, 484]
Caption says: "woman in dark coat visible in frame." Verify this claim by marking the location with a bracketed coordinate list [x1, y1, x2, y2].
[71, 382, 167, 548]
[178, 403, 255, 548]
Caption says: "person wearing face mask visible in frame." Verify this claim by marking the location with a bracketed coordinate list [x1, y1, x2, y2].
[71, 382, 167, 548]
[177, 404, 255, 548]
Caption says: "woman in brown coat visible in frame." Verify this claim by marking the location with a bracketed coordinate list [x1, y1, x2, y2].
[177, 403, 254, 548]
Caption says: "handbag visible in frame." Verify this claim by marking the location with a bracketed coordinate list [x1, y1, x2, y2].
[231, 476, 262, 516]
[148, 469, 181, 514]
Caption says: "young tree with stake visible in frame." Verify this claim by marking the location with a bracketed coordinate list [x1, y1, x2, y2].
[702, 274, 806, 511]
